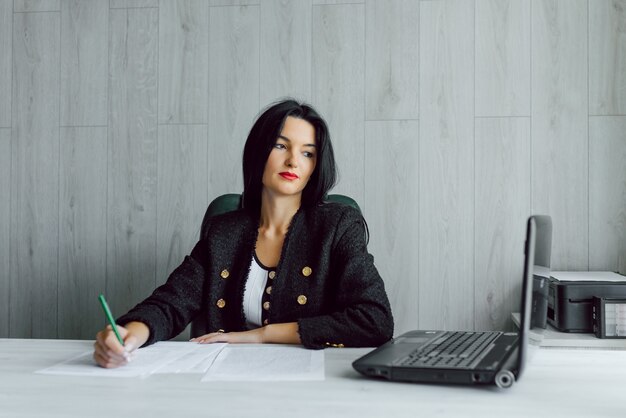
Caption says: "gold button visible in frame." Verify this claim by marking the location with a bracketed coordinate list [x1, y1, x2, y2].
[337, 344, 345, 348]
[216, 329, 225, 333]
[216, 298, 226, 308]
[297, 295, 307, 305]
[268, 271, 276, 279]
[263, 319, 269, 325]
[302, 266, 312, 277]
[263, 301, 271, 310]
[220, 269, 229, 279]
[266, 286, 272, 295]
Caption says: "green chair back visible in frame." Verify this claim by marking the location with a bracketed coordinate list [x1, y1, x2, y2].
[200, 193, 360, 240]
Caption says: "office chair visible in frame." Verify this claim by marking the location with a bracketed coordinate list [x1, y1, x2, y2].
[191, 193, 360, 337]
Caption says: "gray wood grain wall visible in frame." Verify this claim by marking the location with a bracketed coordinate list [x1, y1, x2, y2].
[1, 0, 625, 340]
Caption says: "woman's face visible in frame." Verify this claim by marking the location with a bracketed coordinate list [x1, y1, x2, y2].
[261, 116, 317, 200]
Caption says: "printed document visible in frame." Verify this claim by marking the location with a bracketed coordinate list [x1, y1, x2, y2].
[36, 342, 226, 378]
[202, 345, 324, 381]
[35, 343, 324, 381]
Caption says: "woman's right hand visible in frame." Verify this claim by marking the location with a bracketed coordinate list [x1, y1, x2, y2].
[93, 324, 139, 368]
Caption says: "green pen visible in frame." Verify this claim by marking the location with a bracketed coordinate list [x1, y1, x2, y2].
[98, 294, 124, 347]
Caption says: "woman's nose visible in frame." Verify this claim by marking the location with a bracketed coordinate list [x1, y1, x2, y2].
[286, 154, 298, 168]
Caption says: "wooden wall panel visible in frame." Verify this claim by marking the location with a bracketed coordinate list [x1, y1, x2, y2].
[156, 125, 208, 286]
[157, 125, 208, 341]
[419, 0, 474, 330]
[365, 0, 419, 120]
[11, 12, 60, 338]
[158, 0, 209, 124]
[589, 117, 626, 273]
[312, 3, 365, 204]
[60, 0, 108, 126]
[208, 5, 259, 198]
[107, 8, 158, 316]
[58, 127, 107, 339]
[313, 0, 364, 4]
[260, 0, 312, 104]
[2, 0, 625, 339]
[0, 129, 10, 337]
[589, 0, 626, 115]
[14, 0, 59, 12]
[110, 0, 158, 8]
[0, 0, 11, 127]
[209, 0, 259, 6]
[475, 0, 530, 116]
[364, 121, 419, 336]
[531, 0, 588, 270]
[475, 118, 530, 331]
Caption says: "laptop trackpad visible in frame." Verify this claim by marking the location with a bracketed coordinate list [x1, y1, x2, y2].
[394, 336, 431, 344]
[365, 344, 416, 365]
[362, 331, 443, 365]
[393, 330, 444, 346]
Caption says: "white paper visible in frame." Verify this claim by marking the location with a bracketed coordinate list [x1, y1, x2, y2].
[36, 342, 226, 377]
[201, 345, 324, 382]
[551, 271, 626, 282]
[34, 343, 321, 380]
[152, 342, 226, 373]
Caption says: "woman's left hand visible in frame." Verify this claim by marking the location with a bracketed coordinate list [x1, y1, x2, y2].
[190, 323, 301, 345]
[190, 328, 265, 344]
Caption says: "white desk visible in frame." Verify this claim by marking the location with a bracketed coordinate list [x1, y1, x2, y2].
[0, 339, 624, 418]
[512, 313, 626, 349]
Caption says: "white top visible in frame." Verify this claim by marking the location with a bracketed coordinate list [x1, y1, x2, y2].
[243, 254, 271, 328]
[2, 339, 625, 418]
[511, 312, 626, 349]
[551, 271, 626, 282]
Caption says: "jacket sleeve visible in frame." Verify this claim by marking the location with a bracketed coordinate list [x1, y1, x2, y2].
[297, 208, 394, 349]
[116, 240, 208, 347]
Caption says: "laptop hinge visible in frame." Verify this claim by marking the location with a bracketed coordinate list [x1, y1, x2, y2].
[494, 345, 519, 388]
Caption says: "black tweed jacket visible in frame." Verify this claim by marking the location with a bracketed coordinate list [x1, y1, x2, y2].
[117, 202, 394, 349]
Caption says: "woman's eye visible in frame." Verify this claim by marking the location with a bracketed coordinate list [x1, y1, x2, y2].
[273, 143, 286, 150]
[303, 151, 315, 159]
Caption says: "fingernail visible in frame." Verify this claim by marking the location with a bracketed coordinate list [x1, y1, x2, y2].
[123, 346, 134, 358]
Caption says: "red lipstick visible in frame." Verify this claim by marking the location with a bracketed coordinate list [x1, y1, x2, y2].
[279, 172, 299, 180]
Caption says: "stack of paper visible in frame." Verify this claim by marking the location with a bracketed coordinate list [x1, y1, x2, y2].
[202, 345, 324, 381]
[36, 342, 324, 381]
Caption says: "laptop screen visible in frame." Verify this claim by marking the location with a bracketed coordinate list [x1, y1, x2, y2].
[517, 215, 552, 378]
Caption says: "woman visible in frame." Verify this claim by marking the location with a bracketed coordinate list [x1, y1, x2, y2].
[94, 99, 393, 368]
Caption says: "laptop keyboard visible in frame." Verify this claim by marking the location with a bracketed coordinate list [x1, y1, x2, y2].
[396, 331, 502, 369]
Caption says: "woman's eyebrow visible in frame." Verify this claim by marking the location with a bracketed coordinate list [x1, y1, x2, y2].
[278, 135, 316, 148]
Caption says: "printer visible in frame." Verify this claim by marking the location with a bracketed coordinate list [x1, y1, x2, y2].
[547, 271, 626, 332]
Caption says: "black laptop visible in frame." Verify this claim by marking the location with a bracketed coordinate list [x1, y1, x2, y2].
[353, 215, 552, 389]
